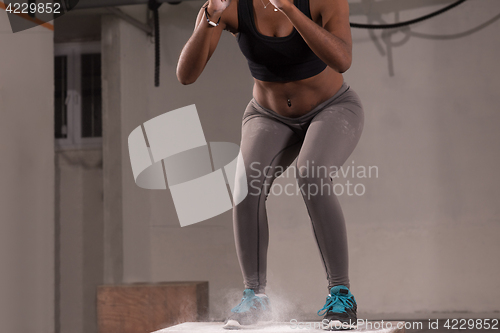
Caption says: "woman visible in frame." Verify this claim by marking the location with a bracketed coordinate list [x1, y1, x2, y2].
[177, 0, 363, 329]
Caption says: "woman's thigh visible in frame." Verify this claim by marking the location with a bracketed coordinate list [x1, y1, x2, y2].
[296, 96, 364, 175]
[240, 114, 302, 197]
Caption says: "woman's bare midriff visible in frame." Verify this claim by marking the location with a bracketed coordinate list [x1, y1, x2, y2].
[252, 66, 344, 118]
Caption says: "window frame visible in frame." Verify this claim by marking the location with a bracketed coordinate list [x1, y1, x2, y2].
[54, 42, 102, 150]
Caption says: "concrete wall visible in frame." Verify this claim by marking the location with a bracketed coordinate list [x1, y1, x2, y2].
[0, 11, 54, 333]
[102, 14, 155, 285]
[103, 0, 500, 321]
[56, 149, 103, 333]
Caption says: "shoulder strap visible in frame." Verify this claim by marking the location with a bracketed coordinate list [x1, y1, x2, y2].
[237, 0, 252, 32]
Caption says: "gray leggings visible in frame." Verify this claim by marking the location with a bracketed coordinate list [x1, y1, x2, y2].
[233, 81, 364, 294]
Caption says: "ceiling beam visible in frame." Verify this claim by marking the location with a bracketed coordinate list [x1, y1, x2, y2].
[106, 7, 153, 35]
[74, 0, 190, 10]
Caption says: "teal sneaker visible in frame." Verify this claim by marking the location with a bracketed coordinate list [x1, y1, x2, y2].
[223, 289, 271, 329]
[318, 285, 357, 330]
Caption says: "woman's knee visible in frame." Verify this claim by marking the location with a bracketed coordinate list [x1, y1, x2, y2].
[295, 156, 333, 180]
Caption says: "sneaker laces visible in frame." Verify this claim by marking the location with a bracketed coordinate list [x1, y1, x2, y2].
[231, 289, 269, 313]
[317, 293, 355, 316]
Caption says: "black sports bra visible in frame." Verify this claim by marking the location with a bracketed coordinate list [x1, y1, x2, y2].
[236, 0, 327, 82]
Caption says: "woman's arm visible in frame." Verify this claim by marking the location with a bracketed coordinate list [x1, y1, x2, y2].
[272, 0, 352, 73]
[176, 0, 230, 85]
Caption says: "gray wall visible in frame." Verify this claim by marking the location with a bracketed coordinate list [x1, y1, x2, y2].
[56, 149, 103, 333]
[0, 14, 54, 333]
[102, 0, 500, 320]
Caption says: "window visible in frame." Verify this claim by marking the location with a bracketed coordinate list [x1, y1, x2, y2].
[55, 42, 102, 149]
